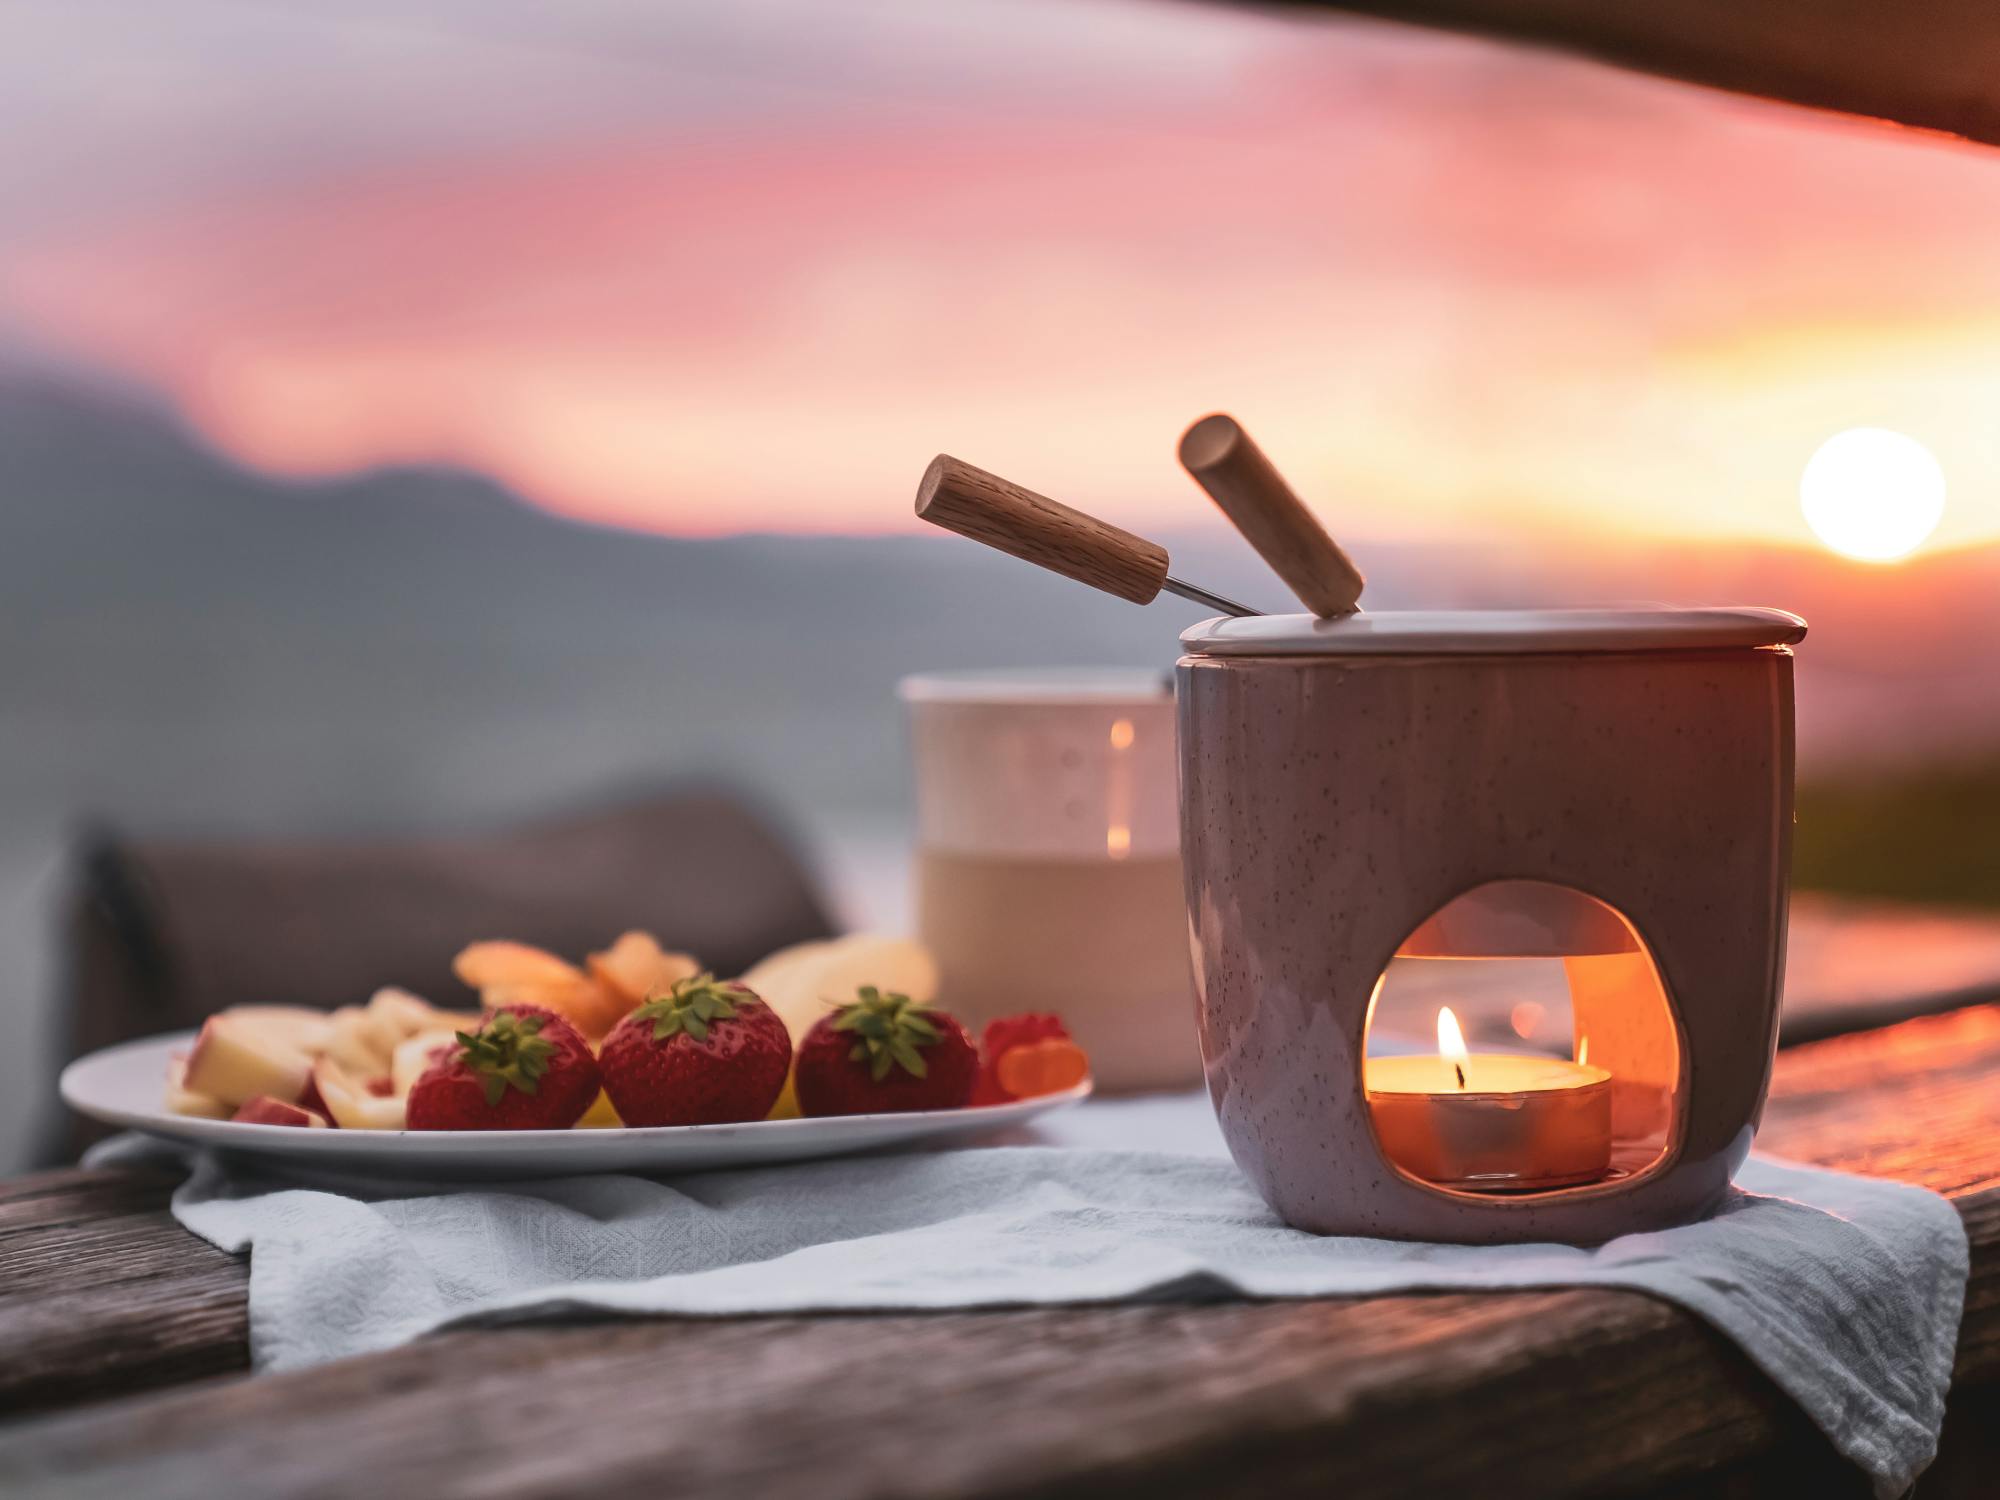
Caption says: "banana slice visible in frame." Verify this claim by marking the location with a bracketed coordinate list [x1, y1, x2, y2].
[739, 938, 832, 996]
[738, 938, 833, 1042]
[752, 934, 939, 1044]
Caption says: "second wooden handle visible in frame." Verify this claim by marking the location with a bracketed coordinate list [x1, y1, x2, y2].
[1179, 414, 1364, 616]
[916, 455, 1169, 605]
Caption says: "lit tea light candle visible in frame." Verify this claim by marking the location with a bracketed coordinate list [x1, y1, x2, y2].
[1366, 1006, 1612, 1190]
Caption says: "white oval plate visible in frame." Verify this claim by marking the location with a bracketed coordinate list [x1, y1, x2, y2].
[62, 1031, 1092, 1180]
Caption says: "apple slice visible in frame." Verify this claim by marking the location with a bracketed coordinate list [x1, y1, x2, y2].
[181, 1016, 311, 1108]
[390, 1029, 461, 1097]
[367, 985, 462, 1039]
[355, 986, 472, 1061]
[310, 1060, 408, 1131]
[163, 1055, 230, 1119]
[227, 1005, 335, 1056]
[324, 1005, 392, 1076]
[299, 1069, 332, 1118]
[232, 1095, 329, 1128]
[587, 931, 700, 1008]
[352, 999, 410, 1059]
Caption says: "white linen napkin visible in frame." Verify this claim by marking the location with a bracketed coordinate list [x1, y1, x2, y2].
[91, 1092, 1967, 1497]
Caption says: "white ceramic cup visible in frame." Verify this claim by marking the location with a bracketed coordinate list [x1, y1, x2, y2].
[900, 670, 1202, 1093]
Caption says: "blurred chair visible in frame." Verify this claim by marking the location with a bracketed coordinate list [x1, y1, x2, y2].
[47, 785, 837, 1160]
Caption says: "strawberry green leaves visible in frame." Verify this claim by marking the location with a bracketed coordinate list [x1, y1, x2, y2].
[454, 1010, 556, 1107]
[833, 985, 943, 1082]
[633, 972, 747, 1045]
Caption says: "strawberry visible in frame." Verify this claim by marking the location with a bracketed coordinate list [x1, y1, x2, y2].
[406, 1004, 600, 1130]
[973, 1013, 1089, 1104]
[598, 973, 792, 1127]
[795, 986, 978, 1117]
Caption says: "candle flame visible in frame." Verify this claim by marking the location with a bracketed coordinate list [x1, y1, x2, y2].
[1577, 1036, 1589, 1068]
[1438, 1005, 1469, 1090]
[1108, 718, 1135, 750]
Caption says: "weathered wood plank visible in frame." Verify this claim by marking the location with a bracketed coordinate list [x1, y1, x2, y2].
[0, 1167, 248, 1415]
[0, 1006, 1995, 1498]
[0, 1295, 1875, 1500]
[0, 1296, 1864, 1496]
[0, 1167, 184, 1234]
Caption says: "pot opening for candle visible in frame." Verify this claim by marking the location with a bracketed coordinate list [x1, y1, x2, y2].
[1361, 881, 1684, 1197]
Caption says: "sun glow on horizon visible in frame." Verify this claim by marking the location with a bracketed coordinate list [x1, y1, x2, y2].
[1799, 427, 1947, 563]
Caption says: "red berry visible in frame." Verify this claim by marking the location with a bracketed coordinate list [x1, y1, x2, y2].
[981, 1013, 1070, 1061]
[795, 987, 978, 1117]
[598, 973, 792, 1127]
[406, 1004, 600, 1131]
[975, 1013, 1079, 1104]
[969, 1070, 1010, 1108]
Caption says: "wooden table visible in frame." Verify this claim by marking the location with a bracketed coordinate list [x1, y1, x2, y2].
[1, 1005, 1996, 1500]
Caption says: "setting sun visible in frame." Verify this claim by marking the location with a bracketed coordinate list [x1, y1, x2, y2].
[1799, 427, 1947, 563]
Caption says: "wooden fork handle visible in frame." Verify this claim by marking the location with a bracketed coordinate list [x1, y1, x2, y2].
[916, 455, 1169, 605]
[1178, 414, 1364, 616]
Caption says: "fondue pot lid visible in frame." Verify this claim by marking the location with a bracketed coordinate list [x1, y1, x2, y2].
[1181, 607, 1806, 657]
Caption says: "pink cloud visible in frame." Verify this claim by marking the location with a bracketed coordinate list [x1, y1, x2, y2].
[9, 17, 2000, 546]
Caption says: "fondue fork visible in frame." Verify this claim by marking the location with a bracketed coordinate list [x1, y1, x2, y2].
[1178, 413, 1365, 617]
[916, 454, 1261, 617]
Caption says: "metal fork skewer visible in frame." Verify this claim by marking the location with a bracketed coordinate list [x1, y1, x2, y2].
[1163, 576, 1259, 618]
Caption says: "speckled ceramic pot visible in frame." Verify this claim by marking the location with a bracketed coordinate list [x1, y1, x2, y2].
[1177, 608, 1807, 1244]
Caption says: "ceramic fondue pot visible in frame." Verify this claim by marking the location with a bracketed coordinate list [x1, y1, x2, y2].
[913, 446, 1808, 1245]
[1176, 607, 1807, 1244]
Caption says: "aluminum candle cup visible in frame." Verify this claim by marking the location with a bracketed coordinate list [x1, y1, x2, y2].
[901, 670, 1204, 1093]
[1365, 1054, 1613, 1190]
[1177, 608, 1807, 1245]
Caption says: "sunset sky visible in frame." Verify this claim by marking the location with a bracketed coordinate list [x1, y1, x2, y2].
[5, 0, 2000, 552]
